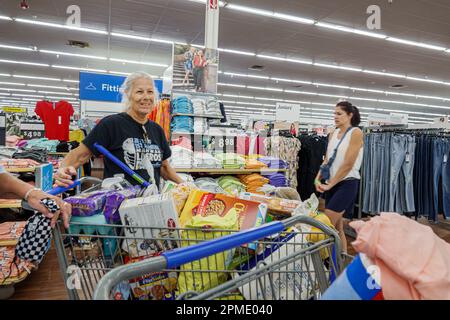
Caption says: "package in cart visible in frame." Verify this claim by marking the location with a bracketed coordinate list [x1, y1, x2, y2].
[119, 194, 180, 258]
[234, 227, 317, 300]
[180, 190, 267, 231]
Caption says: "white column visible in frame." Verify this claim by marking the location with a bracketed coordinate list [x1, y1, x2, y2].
[205, 0, 220, 50]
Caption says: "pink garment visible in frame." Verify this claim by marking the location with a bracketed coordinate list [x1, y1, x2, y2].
[236, 135, 249, 156]
[350, 212, 450, 300]
[171, 136, 192, 150]
[5, 135, 20, 147]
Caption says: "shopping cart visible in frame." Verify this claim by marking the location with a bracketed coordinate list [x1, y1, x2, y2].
[88, 215, 343, 300]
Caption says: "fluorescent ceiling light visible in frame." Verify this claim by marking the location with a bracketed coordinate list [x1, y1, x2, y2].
[109, 58, 168, 67]
[0, 73, 10, 77]
[362, 70, 406, 78]
[406, 76, 445, 84]
[14, 18, 108, 35]
[40, 49, 107, 60]
[52, 65, 107, 73]
[217, 83, 246, 88]
[37, 91, 73, 95]
[227, 4, 274, 17]
[272, 13, 314, 25]
[247, 86, 283, 92]
[0, 16, 12, 21]
[0, 88, 36, 92]
[0, 82, 25, 86]
[0, 44, 35, 51]
[224, 72, 269, 79]
[315, 22, 387, 39]
[0, 59, 49, 67]
[386, 37, 446, 51]
[110, 32, 174, 45]
[13, 74, 60, 81]
[257, 54, 312, 65]
[27, 84, 71, 90]
[218, 48, 255, 56]
[271, 78, 311, 85]
[63, 79, 79, 83]
[314, 63, 362, 72]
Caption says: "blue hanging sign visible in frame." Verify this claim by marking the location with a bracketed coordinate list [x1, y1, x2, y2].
[79, 72, 163, 103]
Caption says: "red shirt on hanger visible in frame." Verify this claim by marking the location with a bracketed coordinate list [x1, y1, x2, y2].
[35, 100, 74, 141]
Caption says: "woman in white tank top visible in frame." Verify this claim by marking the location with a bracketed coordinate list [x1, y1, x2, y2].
[314, 102, 364, 253]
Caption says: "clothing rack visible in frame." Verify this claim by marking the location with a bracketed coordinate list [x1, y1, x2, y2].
[357, 126, 450, 220]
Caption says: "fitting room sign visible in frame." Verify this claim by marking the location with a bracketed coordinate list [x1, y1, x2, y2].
[276, 103, 301, 122]
[79, 72, 163, 103]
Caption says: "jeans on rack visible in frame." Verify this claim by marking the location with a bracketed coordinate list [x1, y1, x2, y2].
[400, 135, 416, 212]
[382, 133, 392, 212]
[389, 134, 407, 212]
[362, 134, 372, 213]
[432, 138, 450, 222]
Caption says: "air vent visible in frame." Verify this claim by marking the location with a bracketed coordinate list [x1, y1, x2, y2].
[67, 40, 90, 48]
[390, 84, 407, 89]
[248, 65, 264, 71]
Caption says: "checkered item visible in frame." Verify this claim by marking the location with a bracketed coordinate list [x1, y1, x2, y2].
[40, 198, 60, 213]
[15, 213, 53, 264]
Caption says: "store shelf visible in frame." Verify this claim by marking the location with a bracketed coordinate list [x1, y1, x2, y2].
[0, 200, 21, 209]
[172, 113, 223, 119]
[175, 168, 287, 174]
[5, 167, 35, 173]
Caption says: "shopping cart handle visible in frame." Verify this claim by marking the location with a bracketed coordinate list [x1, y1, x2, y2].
[162, 221, 286, 268]
[47, 180, 82, 195]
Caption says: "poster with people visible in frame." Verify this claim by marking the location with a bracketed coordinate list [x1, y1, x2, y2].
[172, 44, 219, 94]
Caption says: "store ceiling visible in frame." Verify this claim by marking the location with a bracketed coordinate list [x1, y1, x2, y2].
[1, 0, 450, 123]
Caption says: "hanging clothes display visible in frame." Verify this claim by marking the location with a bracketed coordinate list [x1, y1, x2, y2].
[296, 134, 328, 201]
[35, 100, 74, 141]
[148, 98, 171, 140]
[264, 135, 301, 189]
[362, 131, 417, 216]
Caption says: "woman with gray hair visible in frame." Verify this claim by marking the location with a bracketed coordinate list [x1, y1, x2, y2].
[55, 72, 183, 188]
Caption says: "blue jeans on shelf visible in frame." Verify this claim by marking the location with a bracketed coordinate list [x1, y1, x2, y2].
[362, 134, 372, 213]
[400, 135, 416, 213]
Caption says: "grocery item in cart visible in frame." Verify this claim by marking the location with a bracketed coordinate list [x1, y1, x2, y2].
[65, 189, 111, 217]
[124, 254, 178, 300]
[235, 227, 317, 300]
[103, 186, 141, 223]
[177, 210, 239, 295]
[119, 194, 180, 258]
[180, 190, 267, 232]
[239, 192, 301, 216]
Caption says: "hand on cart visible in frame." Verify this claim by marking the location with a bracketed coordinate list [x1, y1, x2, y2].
[24, 188, 72, 229]
[54, 165, 78, 188]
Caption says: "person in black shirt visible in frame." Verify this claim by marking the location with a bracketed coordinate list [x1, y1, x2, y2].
[55, 72, 183, 189]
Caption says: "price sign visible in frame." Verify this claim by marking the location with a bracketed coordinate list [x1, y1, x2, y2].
[20, 122, 45, 140]
[209, 135, 236, 154]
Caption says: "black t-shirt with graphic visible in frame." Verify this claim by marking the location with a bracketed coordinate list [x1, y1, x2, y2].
[83, 113, 171, 188]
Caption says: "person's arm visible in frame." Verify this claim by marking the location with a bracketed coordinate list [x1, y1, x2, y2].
[0, 171, 71, 228]
[55, 143, 93, 187]
[322, 129, 363, 189]
[160, 160, 183, 184]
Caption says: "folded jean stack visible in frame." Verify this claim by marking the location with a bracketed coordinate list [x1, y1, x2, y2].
[238, 174, 269, 194]
[217, 175, 246, 196]
[194, 177, 226, 194]
[170, 145, 193, 168]
[193, 152, 221, 169]
[215, 153, 245, 169]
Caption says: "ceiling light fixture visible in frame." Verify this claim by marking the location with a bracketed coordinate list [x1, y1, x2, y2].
[0, 59, 48, 67]
[109, 58, 168, 67]
[40, 49, 107, 60]
[386, 37, 446, 51]
[0, 44, 35, 51]
[52, 65, 107, 73]
[218, 48, 255, 56]
[13, 74, 60, 81]
[14, 18, 108, 35]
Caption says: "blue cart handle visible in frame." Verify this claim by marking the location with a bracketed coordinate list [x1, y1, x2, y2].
[47, 179, 82, 195]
